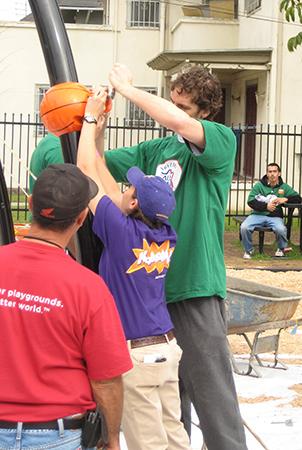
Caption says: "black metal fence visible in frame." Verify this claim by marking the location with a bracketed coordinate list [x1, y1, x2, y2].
[230, 124, 302, 220]
[1, 114, 302, 223]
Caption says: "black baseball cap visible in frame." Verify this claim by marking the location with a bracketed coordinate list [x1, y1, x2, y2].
[32, 163, 98, 220]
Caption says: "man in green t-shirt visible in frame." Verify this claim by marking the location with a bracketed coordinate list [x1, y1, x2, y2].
[29, 133, 63, 221]
[29, 133, 63, 195]
[105, 64, 247, 450]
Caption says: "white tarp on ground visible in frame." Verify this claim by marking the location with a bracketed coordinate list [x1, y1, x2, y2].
[120, 350, 302, 450]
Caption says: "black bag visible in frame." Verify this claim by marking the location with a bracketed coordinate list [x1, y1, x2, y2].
[81, 405, 108, 449]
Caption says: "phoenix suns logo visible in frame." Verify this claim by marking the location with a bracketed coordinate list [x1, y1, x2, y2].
[126, 239, 175, 274]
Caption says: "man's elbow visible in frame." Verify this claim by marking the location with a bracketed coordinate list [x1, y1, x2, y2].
[90, 376, 123, 393]
[77, 160, 93, 178]
[170, 114, 187, 135]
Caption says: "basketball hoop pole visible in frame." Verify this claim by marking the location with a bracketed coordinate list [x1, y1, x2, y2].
[28, 0, 103, 272]
[28, 0, 78, 165]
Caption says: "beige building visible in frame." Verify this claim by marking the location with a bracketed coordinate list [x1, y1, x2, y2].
[0, 0, 301, 191]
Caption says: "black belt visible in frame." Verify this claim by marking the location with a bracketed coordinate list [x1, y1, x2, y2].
[0, 418, 84, 430]
[130, 330, 174, 349]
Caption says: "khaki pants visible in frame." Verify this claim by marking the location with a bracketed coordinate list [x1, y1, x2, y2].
[122, 338, 191, 450]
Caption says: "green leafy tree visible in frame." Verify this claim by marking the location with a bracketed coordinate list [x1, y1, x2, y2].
[280, 0, 302, 51]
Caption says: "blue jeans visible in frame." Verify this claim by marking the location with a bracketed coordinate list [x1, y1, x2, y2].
[0, 420, 93, 450]
[241, 214, 287, 253]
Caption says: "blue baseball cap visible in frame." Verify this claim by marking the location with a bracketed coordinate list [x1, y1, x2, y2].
[127, 166, 176, 221]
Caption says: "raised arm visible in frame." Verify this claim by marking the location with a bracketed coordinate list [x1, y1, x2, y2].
[77, 86, 122, 214]
[109, 63, 207, 148]
[95, 112, 110, 162]
[90, 376, 123, 450]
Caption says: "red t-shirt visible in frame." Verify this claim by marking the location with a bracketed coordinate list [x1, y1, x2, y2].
[0, 240, 132, 422]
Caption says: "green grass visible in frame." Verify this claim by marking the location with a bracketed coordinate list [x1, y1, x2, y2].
[7, 208, 302, 252]
[225, 215, 301, 231]
[10, 194, 27, 203]
[12, 211, 30, 224]
[227, 213, 302, 260]
[287, 243, 302, 260]
[232, 238, 302, 261]
[6, 194, 29, 224]
[225, 221, 239, 231]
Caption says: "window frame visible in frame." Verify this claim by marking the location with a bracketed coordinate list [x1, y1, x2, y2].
[244, 0, 261, 15]
[126, 0, 160, 28]
[34, 84, 50, 137]
[125, 87, 157, 127]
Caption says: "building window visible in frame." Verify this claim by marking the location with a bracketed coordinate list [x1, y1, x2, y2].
[127, 0, 160, 28]
[22, 2, 108, 25]
[245, 0, 261, 15]
[60, 8, 105, 25]
[126, 88, 157, 126]
[34, 85, 50, 137]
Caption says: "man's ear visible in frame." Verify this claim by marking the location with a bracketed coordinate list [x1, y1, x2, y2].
[198, 109, 211, 119]
[76, 207, 89, 228]
[28, 194, 33, 213]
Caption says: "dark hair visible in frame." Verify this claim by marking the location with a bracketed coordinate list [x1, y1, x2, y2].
[170, 66, 223, 121]
[31, 214, 77, 232]
[267, 162, 281, 172]
[130, 188, 163, 230]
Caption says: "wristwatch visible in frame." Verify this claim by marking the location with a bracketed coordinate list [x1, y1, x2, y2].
[82, 115, 97, 124]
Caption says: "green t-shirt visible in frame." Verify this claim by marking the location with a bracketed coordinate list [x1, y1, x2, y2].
[29, 134, 63, 221]
[29, 133, 63, 195]
[105, 120, 236, 303]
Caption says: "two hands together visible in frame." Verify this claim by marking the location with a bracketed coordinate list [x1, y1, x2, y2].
[267, 197, 288, 212]
[84, 63, 132, 132]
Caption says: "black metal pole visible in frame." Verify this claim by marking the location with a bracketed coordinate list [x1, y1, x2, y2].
[28, 0, 103, 272]
[28, 0, 78, 164]
[0, 161, 15, 245]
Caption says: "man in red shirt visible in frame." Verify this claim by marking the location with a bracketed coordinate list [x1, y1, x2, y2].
[0, 164, 132, 450]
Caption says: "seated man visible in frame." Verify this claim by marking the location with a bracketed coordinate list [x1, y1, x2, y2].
[241, 162, 302, 259]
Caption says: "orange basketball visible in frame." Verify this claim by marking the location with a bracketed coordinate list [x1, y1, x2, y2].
[40, 82, 92, 137]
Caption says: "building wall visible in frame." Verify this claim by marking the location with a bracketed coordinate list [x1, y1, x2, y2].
[279, 20, 302, 126]
[237, 1, 277, 48]
[0, 9, 160, 120]
[0, 7, 161, 189]
[235, 0, 302, 127]
[1, 0, 302, 193]
[170, 18, 239, 50]
[0, 22, 47, 116]
[1, 2, 302, 136]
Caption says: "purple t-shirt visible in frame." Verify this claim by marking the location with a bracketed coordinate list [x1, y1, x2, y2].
[92, 196, 177, 340]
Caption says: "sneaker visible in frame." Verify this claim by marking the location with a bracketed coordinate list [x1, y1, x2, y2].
[275, 248, 285, 257]
[243, 251, 253, 259]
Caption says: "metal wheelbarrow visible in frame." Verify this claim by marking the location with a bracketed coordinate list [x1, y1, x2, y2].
[226, 276, 302, 377]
